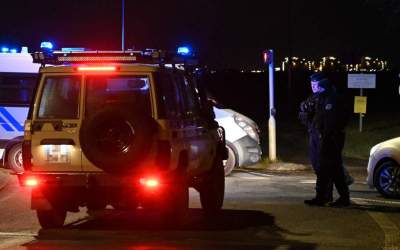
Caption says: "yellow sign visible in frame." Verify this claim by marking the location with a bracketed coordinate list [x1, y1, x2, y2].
[354, 96, 367, 113]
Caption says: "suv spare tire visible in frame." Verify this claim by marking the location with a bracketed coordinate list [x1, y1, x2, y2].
[80, 107, 157, 173]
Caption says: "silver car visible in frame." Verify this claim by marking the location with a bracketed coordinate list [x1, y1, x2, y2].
[367, 137, 400, 198]
[214, 107, 262, 175]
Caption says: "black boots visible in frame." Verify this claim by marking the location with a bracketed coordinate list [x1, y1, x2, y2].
[304, 197, 350, 207]
[304, 198, 330, 206]
[329, 197, 351, 207]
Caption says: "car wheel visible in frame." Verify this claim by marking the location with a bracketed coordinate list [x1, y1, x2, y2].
[223, 145, 237, 176]
[374, 160, 400, 198]
[36, 209, 67, 229]
[199, 155, 225, 215]
[7, 143, 24, 174]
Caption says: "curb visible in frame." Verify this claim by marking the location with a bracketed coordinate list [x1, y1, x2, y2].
[267, 162, 310, 171]
[0, 168, 10, 190]
[240, 161, 367, 175]
[242, 162, 311, 172]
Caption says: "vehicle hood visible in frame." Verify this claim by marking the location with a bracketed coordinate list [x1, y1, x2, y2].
[220, 109, 259, 130]
[371, 137, 400, 161]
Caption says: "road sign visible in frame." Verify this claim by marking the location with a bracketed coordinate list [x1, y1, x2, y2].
[354, 96, 367, 114]
[348, 74, 376, 89]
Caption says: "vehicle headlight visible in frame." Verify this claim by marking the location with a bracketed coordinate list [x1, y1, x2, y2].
[234, 115, 259, 142]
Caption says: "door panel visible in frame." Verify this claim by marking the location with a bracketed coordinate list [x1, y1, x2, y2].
[30, 74, 82, 172]
[31, 120, 82, 172]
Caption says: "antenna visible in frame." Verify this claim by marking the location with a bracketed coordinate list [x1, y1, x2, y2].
[121, 0, 125, 51]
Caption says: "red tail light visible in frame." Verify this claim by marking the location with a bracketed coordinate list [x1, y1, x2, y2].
[77, 66, 116, 71]
[25, 177, 38, 187]
[139, 178, 160, 188]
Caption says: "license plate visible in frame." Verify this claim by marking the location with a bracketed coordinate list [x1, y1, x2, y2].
[44, 145, 71, 164]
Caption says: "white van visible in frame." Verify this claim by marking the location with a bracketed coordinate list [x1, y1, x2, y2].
[214, 107, 262, 175]
[0, 47, 40, 173]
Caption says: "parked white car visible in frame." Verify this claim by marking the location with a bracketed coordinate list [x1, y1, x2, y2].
[214, 107, 262, 175]
[367, 137, 400, 198]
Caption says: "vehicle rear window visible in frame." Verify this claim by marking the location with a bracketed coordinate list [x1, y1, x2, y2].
[85, 76, 151, 117]
[38, 76, 81, 119]
[0, 73, 37, 106]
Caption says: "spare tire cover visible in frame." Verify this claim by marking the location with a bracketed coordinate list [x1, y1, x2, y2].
[80, 107, 157, 173]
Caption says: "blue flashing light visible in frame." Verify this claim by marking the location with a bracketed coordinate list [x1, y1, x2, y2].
[1, 47, 9, 53]
[177, 46, 191, 56]
[40, 42, 54, 50]
[61, 47, 86, 52]
[10, 49, 17, 53]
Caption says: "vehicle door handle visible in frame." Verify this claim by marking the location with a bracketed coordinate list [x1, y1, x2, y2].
[62, 123, 78, 129]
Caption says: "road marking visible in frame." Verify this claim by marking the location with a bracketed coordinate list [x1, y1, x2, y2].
[0, 232, 37, 237]
[299, 180, 316, 184]
[352, 197, 400, 206]
[232, 170, 274, 177]
[368, 212, 400, 250]
[352, 200, 400, 250]
[238, 176, 271, 180]
[0, 236, 35, 250]
[244, 171, 274, 177]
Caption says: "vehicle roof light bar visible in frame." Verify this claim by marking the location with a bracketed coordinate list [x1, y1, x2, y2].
[31, 49, 198, 67]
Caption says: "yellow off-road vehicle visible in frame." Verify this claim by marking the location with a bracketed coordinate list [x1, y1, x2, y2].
[19, 49, 226, 228]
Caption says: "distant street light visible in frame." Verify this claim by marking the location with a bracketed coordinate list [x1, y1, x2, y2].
[263, 49, 277, 162]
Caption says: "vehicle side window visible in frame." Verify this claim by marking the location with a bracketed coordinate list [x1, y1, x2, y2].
[38, 76, 80, 119]
[174, 74, 201, 118]
[0, 74, 37, 106]
[154, 72, 182, 119]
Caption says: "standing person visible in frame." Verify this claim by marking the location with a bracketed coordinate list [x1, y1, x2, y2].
[299, 73, 333, 203]
[301, 73, 351, 206]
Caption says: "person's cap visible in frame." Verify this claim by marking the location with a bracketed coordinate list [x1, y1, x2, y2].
[310, 72, 326, 82]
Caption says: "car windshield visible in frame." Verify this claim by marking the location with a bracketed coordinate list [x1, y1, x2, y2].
[85, 75, 151, 117]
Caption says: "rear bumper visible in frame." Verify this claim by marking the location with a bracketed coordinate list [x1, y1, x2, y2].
[18, 171, 181, 188]
[20, 172, 186, 211]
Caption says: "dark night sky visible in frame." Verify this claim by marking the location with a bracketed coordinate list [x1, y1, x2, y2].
[1, 0, 399, 69]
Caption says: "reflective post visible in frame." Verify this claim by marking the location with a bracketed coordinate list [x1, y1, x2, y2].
[264, 50, 277, 162]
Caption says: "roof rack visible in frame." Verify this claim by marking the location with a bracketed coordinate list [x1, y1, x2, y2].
[31, 49, 198, 68]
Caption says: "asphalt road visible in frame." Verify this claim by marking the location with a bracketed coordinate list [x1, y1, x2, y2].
[0, 168, 399, 250]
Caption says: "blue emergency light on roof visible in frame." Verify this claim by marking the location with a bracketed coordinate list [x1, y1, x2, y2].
[40, 42, 54, 50]
[177, 46, 191, 56]
[31, 48, 199, 67]
[1, 47, 9, 53]
[10, 49, 17, 53]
